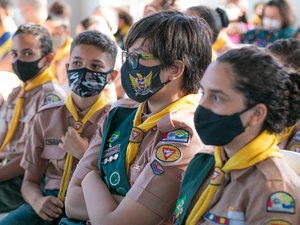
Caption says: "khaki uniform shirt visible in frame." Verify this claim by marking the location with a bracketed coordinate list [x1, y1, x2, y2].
[0, 81, 66, 160]
[73, 98, 212, 223]
[20, 100, 110, 190]
[191, 157, 300, 225]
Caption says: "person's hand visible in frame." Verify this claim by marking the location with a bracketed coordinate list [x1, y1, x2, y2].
[59, 126, 89, 159]
[32, 195, 63, 221]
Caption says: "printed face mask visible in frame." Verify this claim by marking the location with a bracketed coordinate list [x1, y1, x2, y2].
[194, 105, 251, 146]
[67, 67, 111, 97]
[121, 60, 169, 102]
[12, 57, 43, 82]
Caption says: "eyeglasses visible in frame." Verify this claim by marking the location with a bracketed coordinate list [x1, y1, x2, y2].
[122, 51, 158, 69]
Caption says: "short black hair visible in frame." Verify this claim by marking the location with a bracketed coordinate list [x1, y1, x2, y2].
[218, 47, 300, 133]
[13, 24, 53, 56]
[125, 11, 212, 94]
[71, 30, 118, 67]
[186, 6, 229, 43]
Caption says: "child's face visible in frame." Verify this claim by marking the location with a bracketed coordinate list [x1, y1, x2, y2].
[11, 34, 43, 63]
[68, 44, 113, 73]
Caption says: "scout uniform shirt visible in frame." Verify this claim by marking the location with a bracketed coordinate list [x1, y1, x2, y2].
[176, 153, 300, 225]
[0, 81, 65, 161]
[73, 98, 212, 223]
[20, 100, 110, 190]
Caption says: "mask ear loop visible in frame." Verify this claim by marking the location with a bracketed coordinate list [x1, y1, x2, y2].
[239, 104, 256, 115]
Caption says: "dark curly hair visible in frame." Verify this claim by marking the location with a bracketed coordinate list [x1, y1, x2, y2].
[125, 10, 212, 94]
[13, 24, 53, 56]
[267, 38, 300, 72]
[71, 30, 118, 67]
[218, 47, 300, 133]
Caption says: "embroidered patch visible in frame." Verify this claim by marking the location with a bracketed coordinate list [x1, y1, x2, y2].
[266, 192, 295, 214]
[161, 129, 189, 143]
[174, 196, 186, 220]
[129, 127, 144, 143]
[107, 131, 120, 144]
[109, 172, 120, 186]
[210, 167, 225, 186]
[264, 219, 291, 225]
[45, 138, 62, 145]
[155, 145, 181, 163]
[150, 160, 165, 175]
[204, 212, 229, 225]
[43, 93, 62, 105]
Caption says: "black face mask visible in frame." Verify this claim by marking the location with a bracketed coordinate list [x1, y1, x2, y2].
[12, 57, 43, 82]
[121, 60, 169, 102]
[194, 105, 251, 146]
[67, 67, 111, 98]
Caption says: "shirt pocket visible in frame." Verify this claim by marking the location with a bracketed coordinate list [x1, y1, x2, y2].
[41, 145, 67, 171]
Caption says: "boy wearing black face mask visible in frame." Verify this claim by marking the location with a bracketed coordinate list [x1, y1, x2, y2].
[0, 30, 118, 225]
[0, 24, 65, 214]
[62, 11, 212, 225]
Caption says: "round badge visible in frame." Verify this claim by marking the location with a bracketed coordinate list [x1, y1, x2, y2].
[155, 145, 181, 162]
[109, 172, 120, 186]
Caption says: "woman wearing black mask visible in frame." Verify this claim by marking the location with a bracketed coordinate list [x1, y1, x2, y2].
[0, 24, 65, 214]
[174, 47, 300, 225]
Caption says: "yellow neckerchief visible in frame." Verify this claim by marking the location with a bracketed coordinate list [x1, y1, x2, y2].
[0, 67, 55, 152]
[50, 37, 72, 77]
[125, 93, 201, 174]
[276, 125, 296, 144]
[58, 93, 110, 201]
[186, 130, 283, 225]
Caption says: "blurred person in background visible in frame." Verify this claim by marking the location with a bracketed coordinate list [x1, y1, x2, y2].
[249, 1, 265, 27]
[185, 6, 231, 58]
[44, 0, 72, 85]
[114, 7, 133, 50]
[143, 0, 179, 16]
[18, 0, 48, 25]
[0, 0, 17, 72]
[241, 0, 296, 47]
[223, 0, 251, 44]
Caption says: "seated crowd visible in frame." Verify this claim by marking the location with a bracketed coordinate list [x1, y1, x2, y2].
[0, 0, 299, 225]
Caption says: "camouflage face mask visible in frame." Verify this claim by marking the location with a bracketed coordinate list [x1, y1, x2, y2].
[67, 67, 112, 97]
